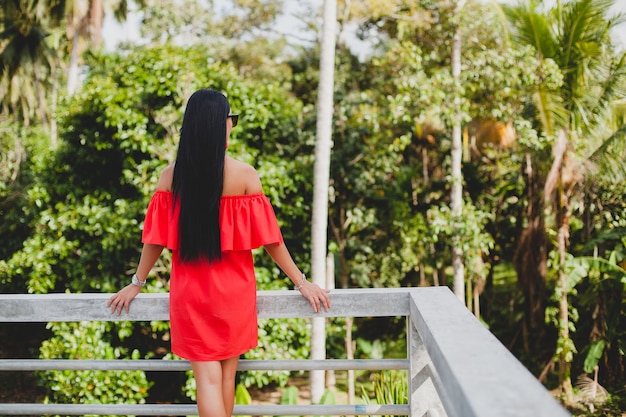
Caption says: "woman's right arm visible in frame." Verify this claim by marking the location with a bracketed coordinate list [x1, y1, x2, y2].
[242, 161, 331, 311]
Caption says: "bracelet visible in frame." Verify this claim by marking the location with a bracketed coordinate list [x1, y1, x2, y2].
[295, 273, 306, 291]
[131, 273, 146, 287]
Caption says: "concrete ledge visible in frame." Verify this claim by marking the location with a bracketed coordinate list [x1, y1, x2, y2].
[0, 288, 410, 322]
[409, 287, 571, 417]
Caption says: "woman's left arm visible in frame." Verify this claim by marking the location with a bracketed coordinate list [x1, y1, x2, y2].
[107, 243, 165, 315]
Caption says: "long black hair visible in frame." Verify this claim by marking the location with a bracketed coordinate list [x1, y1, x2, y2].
[172, 89, 230, 263]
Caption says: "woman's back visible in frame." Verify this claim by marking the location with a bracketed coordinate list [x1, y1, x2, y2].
[156, 156, 262, 196]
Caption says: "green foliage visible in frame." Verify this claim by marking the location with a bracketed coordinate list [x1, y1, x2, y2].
[38, 321, 151, 407]
[353, 331, 407, 361]
[319, 389, 336, 405]
[318, 389, 336, 417]
[545, 243, 626, 389]
[0, 121, 51, 291]
[276, 386, 335, 417]
[235, 382, 252, 417]
[356, 339, 385, 360]
[360, 370, 408, 414]
[280, 385, 298, 405]
[583, 340, 606, 374]
[243, 318, 310, 387]
[183, 369, 196, 401]
[428, 201, 494, 285]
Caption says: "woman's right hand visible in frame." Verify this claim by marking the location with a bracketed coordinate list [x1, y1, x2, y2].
[107, 284, 142, 315]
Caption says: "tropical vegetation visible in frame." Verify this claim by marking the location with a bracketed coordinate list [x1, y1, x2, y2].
[0, 0, 625, 415]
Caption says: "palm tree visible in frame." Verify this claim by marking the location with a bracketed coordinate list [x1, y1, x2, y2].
[65, 0, 104, 95]
[503, 0, 626, 404]
[0, 0, 63, 127]
[65, 0, 144, 94]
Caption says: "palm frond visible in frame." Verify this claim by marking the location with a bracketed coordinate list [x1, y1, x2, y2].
[594, 52, 626, 124]
[532, 87, 568, 135]
[579, 227, 626, 254]
[502, 1, 559, 58]
[565, 254, 626, 293]
[586, 123, 626, 183]
[557, 0, 621, 122]
[574, 374, 608, 402]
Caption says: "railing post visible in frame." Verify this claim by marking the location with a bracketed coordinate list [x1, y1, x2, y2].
[407, 316, 449, 417]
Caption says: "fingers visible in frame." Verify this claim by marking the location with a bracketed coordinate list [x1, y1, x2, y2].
[109, 298, 122, 316]
[302, 285, 331, 313]
[320, 293, 331, 312]
[107, 296, 117, 314]
[107, 294, 130, 316]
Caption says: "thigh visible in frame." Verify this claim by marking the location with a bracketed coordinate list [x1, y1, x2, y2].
[221, 356, 239, 377]
[190, 360, 223, 386]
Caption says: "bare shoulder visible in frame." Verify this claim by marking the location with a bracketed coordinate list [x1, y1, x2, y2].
[155, 164, 174, 191]
[224, 156, 263, 195]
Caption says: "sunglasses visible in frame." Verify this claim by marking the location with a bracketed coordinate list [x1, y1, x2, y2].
[228, 114, 239, 127]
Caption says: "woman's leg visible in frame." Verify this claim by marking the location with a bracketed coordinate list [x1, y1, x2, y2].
[190, 356, 240, 417]
[220, 356, 240, 415]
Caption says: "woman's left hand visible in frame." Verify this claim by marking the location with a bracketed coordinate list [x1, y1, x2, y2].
[107, 284, 142, 315]
[298, 281, 331, 313]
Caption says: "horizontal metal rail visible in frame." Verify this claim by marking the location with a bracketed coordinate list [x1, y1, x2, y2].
[0, 404, 410, 416]
[0, 358, 409, 371]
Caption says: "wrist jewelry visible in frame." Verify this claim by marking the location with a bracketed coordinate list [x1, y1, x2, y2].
[295, 273, 306, 291]
[131, 273, 146, 287]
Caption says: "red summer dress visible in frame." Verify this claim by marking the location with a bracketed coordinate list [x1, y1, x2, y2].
[141, 191, 284, 361]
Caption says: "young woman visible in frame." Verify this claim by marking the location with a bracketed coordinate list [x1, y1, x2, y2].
[108, 88, 331, 417]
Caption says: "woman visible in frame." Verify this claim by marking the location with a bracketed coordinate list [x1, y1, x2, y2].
[107, 88, 331, 417]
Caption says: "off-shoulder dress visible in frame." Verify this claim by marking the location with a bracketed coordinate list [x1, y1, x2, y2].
[141, 191, 283, 361]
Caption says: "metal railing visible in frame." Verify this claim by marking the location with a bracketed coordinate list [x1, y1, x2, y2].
[0, 287, 571, 417]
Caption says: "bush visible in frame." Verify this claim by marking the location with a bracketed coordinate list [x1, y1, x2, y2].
[38, 321, 151, 409]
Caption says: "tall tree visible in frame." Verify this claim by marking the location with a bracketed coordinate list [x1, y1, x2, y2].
[310, 0, 337, 403]
[450, 0, 467, 303]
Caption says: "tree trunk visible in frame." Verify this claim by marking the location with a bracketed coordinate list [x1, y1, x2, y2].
[67, 34, 81, 96]
[556, 219, 574, 404]
[545, 130, 574, 404]
[32, 67, 48, 127]
[325, 253, 336, 392]
[49, 66, 59, 148]
[514, 153, 547, 352]
[310, 0, 337, 404]
[450, 0, 466, 303]
[88, 0, 104, 46]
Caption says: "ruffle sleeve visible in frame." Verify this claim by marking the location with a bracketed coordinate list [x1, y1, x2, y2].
[220, 194, 283, 251]
[142, 191, 180, 250]
[141, 191, 283, 252]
